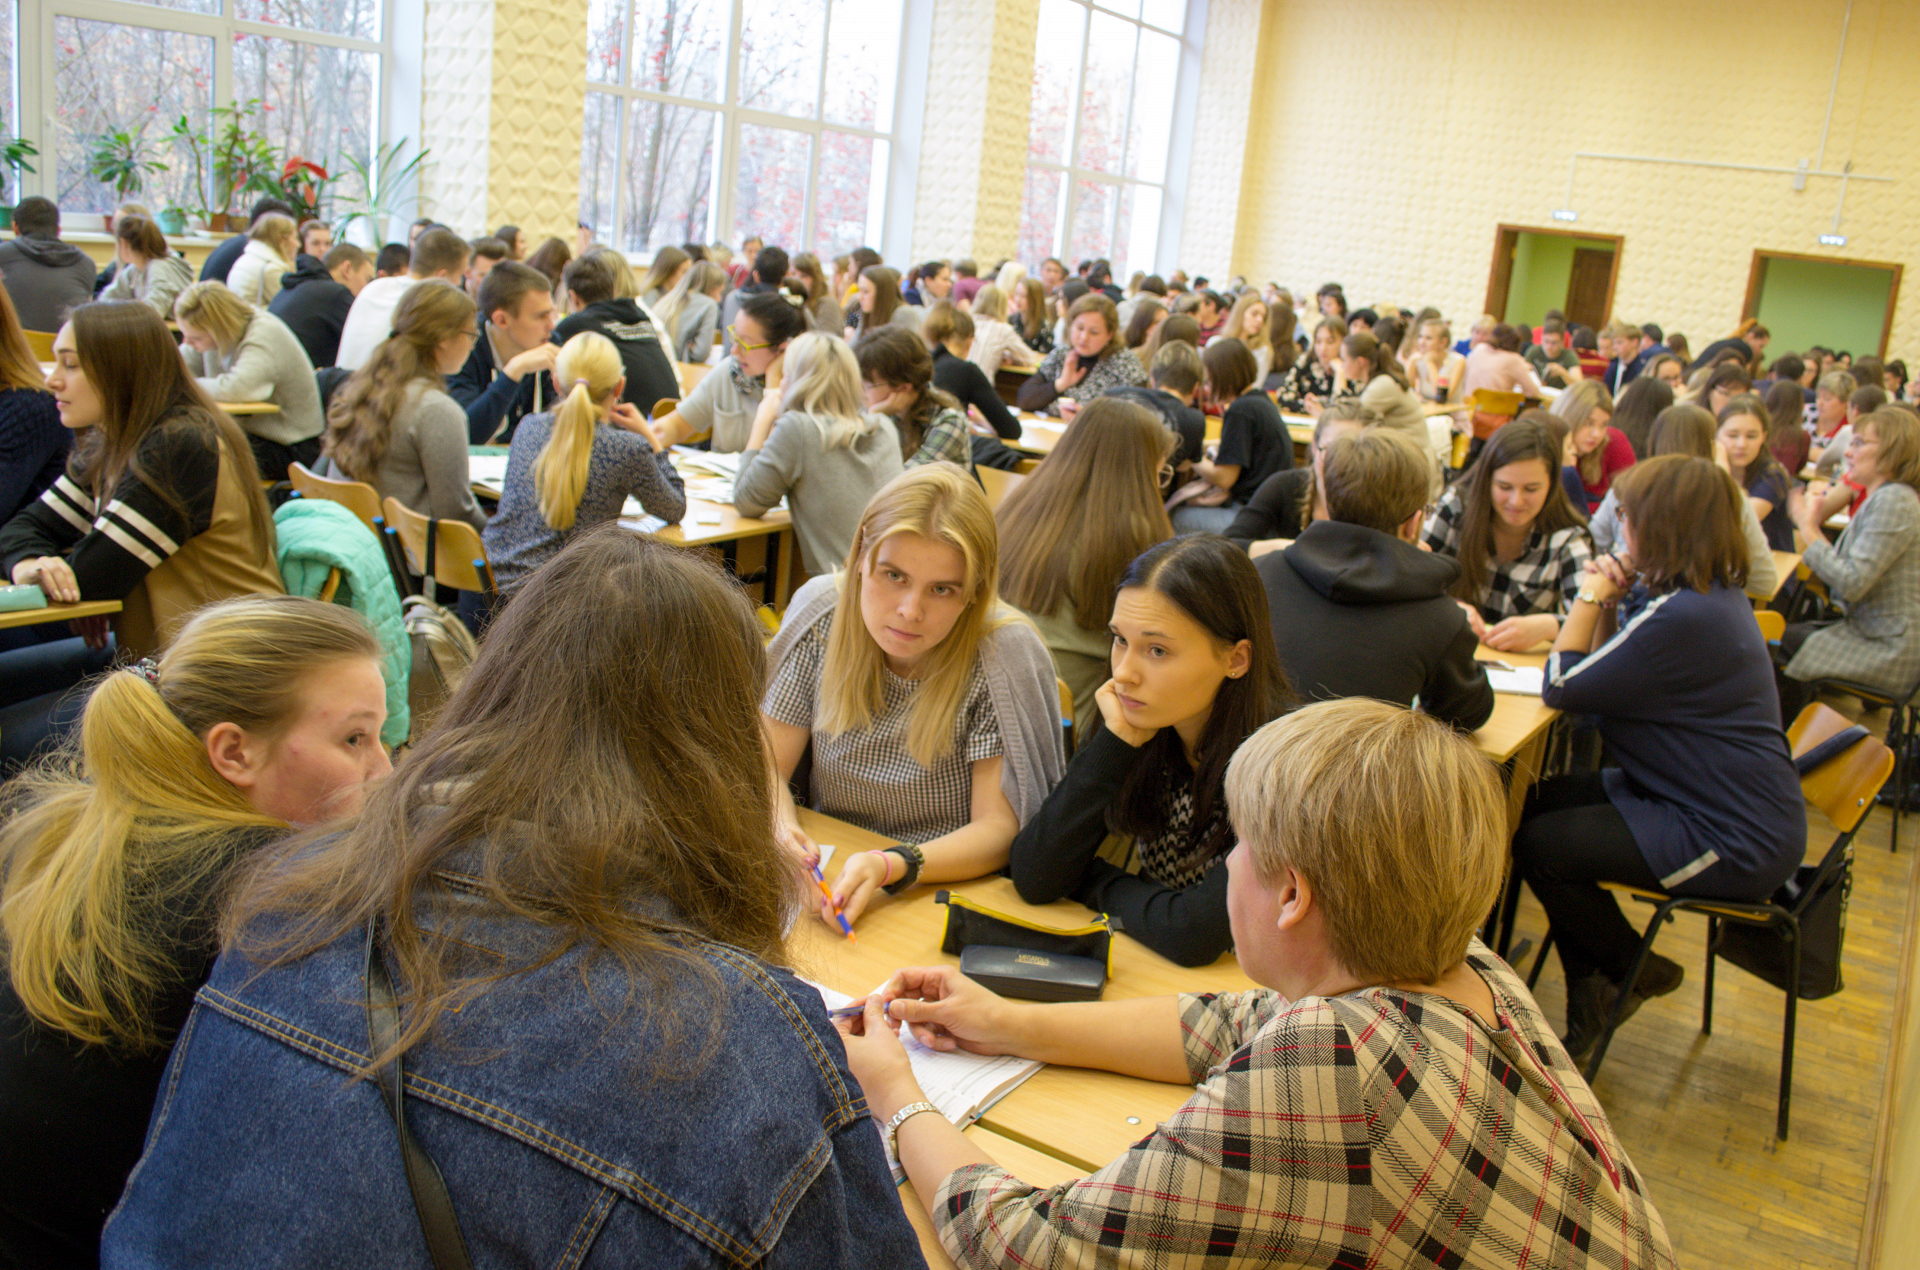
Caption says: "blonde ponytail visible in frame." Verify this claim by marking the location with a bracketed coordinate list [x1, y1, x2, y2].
[0, 595, 380, 1049]
[536, 331, 624, 531]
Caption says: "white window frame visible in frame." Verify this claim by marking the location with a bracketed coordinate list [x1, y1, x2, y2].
[13, 0, 394, 210]
[583, 0, 908, 257]
[1022, 0, 1194, 275]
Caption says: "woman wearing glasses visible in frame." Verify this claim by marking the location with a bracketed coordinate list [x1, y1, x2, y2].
[654, 292, 809, 452]
[994, 398, 1177, 737]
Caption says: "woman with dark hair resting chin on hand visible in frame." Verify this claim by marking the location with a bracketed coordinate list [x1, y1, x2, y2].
[836, 697, 1677, 1270]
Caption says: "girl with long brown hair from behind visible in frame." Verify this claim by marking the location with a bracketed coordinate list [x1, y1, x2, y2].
[0, 595, 389, 1266]
[997, 396, 1176, 735]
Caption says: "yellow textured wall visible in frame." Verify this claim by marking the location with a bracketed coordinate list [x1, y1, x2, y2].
[1234, 0, 1920, 355]
[488, 0, 589, 245]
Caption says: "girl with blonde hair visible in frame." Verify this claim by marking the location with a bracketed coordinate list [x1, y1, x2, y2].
[965, 284, 1038, 377]
[225, 212, 298, 306]
[734, 331, 904, 575]
[1223, 292, 1274, 383]
[482, 330, 687, 596]
[0, 595, 389, 1266]
[319, 280, 487, 531]
[763, 465, 1066, 926]
[172, 280, 326, 479]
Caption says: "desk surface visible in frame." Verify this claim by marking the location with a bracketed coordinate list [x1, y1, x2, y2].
[39, 363, 278, 415]
[0, 598, 121, 629]
[1470, 643, 1558, 764]
[1007, 413, 1065, 457]
[1772, 550, 1803, 597]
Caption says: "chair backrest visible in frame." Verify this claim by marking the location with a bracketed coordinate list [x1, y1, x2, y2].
[651, 397, 679, 421]
[1056, 676, 1074, 757]
[1795, 711, 1894, 834]
[1787, 702, 1854, 758]
[1466, 388, 1524, 415]
[977, 465, 1026, 511]
[1755, 609, 1785, 642]
[22, 329, 54, 361]
[383, 497, 495, 595]
[289, 462, 384, 536]
[676, 362, 710, 396]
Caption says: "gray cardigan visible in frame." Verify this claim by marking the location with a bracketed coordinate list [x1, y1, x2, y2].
[733, 410, 904, 575]
[102, 253, 194, 319]
[767, 574, 1067, 828]
[182, 310, 323, 447]
[320, 380, 486, 531]
[1786, 481, 1920, 693]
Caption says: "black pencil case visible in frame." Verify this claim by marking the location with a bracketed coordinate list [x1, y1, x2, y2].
[959, 944, 1107, 1002]
[935, 891, 1111, 1001]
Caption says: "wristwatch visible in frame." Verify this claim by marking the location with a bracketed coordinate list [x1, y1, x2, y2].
[1576, 588, 1617, 609]
[881, 842, 924, 895]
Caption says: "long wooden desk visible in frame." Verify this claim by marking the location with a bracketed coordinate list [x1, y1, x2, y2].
[1472, 643, 1559, 833]
[1771, 550, 1803, 600]
[38, 362, 278, 416]
[1006, 413, 1065, 457]
[0, 598, 121, 630]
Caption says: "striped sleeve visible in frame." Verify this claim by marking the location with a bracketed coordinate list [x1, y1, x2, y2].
[0, 473, 94, 577]
[40, 422, 218, 602]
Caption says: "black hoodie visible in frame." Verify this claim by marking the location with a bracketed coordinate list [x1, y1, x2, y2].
[267, 256, 356, 369]
[1256, 518, 1494, 730]
[0, 234, 96, 333]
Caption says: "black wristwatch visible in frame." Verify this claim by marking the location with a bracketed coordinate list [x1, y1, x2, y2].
[881, 842, 924, 895]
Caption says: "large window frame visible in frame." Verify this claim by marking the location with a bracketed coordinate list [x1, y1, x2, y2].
[582, 0, 906, 258]
[1022, 0, 1190, 276]
[11, 0, 394, 218]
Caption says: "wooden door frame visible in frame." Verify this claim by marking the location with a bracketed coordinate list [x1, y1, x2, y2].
[1741, 249, 1904, 359]
[1484, 224, 1625, 323]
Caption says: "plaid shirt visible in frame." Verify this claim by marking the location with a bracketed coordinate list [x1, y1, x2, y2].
[1423, 485, 1594, 621]
[908, 406, 974, 471]
[934, 943, 1675, 1270]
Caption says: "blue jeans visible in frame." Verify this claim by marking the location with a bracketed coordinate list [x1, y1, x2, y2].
[1170, 501, 1242, 535]
[0, 636, 115, 770]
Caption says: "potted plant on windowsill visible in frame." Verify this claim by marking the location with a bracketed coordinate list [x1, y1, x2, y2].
[167, 112, 210, 234]
[208, 100, 273, 233]
[89, 123, 168, 230]
[0, 135, 37, 231]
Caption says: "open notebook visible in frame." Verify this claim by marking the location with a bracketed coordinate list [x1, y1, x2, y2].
[809, 981, 1043, 1182]
[1477, 661, 1546, 695]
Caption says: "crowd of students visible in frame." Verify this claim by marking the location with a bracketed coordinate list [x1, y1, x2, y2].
[1, 212, 1916, 1267]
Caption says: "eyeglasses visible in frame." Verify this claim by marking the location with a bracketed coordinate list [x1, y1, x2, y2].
[1158, 461, 1176, 489]
[728, 323, 771, 352]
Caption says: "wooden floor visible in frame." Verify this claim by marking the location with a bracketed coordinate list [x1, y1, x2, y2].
[1506, 692, 1914, 1270]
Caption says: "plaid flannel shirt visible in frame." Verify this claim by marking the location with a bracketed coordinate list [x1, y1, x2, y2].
[1423, 485, 1594, 621]
[934, 942, 1675, 1270]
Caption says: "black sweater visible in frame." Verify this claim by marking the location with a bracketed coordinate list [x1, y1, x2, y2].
[267, 258, 355, 370]
[0, 388, 70, 525]
[553, 299, 682, 418]
[931, 346, 1019, 439]
[1006, 727, 1232, 968]
[1256, 519, 1494, 731]
[1222, 467, 1311, 550]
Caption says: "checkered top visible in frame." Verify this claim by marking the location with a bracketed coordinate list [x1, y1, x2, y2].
[1134, 776, 1227, 891]
[763, 618, 1003, 843]
[1423, 485, 1595, 620]
[934, 942, 1675, 1270]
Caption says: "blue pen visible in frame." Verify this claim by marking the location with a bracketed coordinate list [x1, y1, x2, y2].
[810, 861, 856, 942]
[826, 1003, 867, 1019]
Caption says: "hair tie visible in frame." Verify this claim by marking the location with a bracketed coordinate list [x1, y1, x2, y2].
[783, 291, 804, 307]
[126, 657, 161, 687]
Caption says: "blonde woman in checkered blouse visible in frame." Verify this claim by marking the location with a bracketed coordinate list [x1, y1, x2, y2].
[835, 697, 1676, 1270]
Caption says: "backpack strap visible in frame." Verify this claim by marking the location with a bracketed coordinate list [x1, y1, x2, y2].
[422, 518, 440, 606]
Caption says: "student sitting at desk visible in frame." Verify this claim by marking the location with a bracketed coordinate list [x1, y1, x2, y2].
[1224, 399, 1375, 556]
[1423, 417, 1594, 652]
[856, 325, 973, 472]
[996, 398, 1175, 737]
[733, 332, 903, 576]
[0, 596, 389, 1269]
[1005, 535, 1290, 967]
[839, 698, 1675, 1270]
[1517, 457, 1803, 1062]
[484, 331, 686, 597]
[319, 280, 487, 534]
[1273, 316, 1345, 413]
[920, 302, 1021, 446]
[102, 531, 923, 1267]
[655, 292, 810, 452]
[1553, 379, 1634, 512]
[1169, 337, 1292, 535]
[1718, 393, 1795, 551]
[172, 280, 326, 481]
[1015, 293, 1145, 414]
[1258, 429, 1493, 731]
[763, 465, 1064, 927]
[551, 248, 682, 419]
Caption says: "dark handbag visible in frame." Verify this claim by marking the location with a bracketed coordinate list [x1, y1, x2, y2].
[364, 926, 476, 1270]
[1711, 858, 1852, 1000]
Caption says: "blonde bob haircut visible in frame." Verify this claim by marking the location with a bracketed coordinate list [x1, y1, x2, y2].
[536, 330, 624, 530]
[0, 595, 380, 1050]
[971, 284, 1009, 322]
[171, 280, 256, 354]
[248, 211, 299, 262]
[1860, 406, 1920, 494]
[779, 332, 876, 450]
[819, 464, 1009, 767]
[1225, 697, 1506, 984]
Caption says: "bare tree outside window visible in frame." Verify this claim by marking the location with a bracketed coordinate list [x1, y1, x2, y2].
[53, 17, 214, 213]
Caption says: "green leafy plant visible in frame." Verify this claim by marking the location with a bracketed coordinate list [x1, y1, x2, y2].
[89, 123, 168, 201]
[209, 100, 274, 218]
[258, 156, 330, 223]
[167, 113, 210, 221]
[334, 138, 432, 245]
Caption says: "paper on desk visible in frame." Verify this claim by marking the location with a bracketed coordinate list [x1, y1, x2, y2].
[1481, 664, 1545, 695]
[810, 981, 1043, 1182]
[468, 454, 510, 491]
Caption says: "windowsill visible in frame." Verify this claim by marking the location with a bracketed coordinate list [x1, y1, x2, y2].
[1, 228, 238, 247]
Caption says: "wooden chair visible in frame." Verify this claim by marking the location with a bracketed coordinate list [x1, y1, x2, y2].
[288, 463, 412, 597]
[1755, 609, 1785, 643]
[977, 465, 1026, 512]
[651, 398, 679, 421]
[1525, 704, 1892, 1139]
[22, 329, 54, 361]
[676, 362, 710, 397]
[383, 497, 497, 601]
[1056, 677, 1075, 759]
[1805, 675, 1916, 851]
[1463, 388, 1524, 441]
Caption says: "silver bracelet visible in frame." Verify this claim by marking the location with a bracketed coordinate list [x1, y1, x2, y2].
[884, 1100, 941, 1159]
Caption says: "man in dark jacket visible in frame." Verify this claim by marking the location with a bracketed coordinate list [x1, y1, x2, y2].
[1106, 342, 1207, 468]
[0, 198, 96, 332]
[1256, 428, 1493, 731]
[268, 243, 374, 369]
[553, 249, 681, 418]
[447, 260, 558, 445]
[198, 197, 295, 283]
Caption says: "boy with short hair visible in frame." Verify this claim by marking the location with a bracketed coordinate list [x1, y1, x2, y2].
[336, 228, 470, 370]
[448, 260, 561, 444]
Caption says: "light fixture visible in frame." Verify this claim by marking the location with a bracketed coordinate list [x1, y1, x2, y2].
[1551, 209, 1578, 222]
[1818, 233, 1847, 246]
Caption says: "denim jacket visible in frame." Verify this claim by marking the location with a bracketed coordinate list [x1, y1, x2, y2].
[102, 859, 925, 1269]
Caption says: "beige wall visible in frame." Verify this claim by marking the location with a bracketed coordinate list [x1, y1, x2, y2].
[1233, 0, 1920, 356]
[912, 0, 1041, 263]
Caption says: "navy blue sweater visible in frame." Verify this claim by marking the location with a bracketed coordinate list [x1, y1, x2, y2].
[0, 387, 69, 525]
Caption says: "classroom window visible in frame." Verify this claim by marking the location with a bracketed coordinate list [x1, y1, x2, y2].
[19, 0, 390, 219]
[1020, 0, 1183, 276]
[580, 0, 903, 260]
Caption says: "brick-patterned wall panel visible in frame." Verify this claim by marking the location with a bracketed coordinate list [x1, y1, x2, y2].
[969, 0, 1041, 263]
[420, 0, 495, 237]
[1177, 0, 1260, 280]
[913, 0, 1000, 259]
[1236, 0, 1920, 353]
[490, 0, 590, 245]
